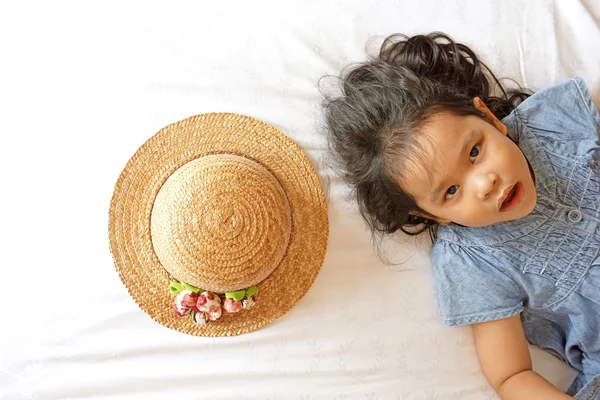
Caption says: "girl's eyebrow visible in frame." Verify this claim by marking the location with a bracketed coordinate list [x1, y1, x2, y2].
[429, 129, 477, 202]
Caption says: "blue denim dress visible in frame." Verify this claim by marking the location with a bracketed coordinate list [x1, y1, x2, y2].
[431, 77, 600, 399]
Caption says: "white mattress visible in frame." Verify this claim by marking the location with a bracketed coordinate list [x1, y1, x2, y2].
[1, 0, 598, 398]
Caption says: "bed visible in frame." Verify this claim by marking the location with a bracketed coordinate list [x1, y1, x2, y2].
[1, 0, 599, 398]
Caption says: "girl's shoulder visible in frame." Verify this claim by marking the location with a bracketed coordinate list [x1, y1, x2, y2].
[515, 76, 597, 117]
[430, 236, 524, 326]
[430, 235, 518, 284]
[503, 76, 600, 147]
[430, 233, 511, 270]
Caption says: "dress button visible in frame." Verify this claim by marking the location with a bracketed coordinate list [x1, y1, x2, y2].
[567, 209, 583, 223]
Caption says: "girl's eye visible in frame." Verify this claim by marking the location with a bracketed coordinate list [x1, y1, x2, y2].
[445, 185, 459, 200]
[469, 144, 480, 161]
[444, 144, 480, 201]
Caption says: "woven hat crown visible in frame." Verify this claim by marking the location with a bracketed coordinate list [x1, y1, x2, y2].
[150, 153, 292, 293]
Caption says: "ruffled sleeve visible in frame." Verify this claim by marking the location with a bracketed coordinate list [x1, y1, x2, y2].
[430, 239, 524, 326]
[515, 76, 600, 157]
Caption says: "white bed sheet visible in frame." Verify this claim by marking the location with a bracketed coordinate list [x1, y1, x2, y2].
[1, 0, 599, 398]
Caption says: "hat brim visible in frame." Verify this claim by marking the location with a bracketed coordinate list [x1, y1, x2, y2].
[108, 113, 329, 336]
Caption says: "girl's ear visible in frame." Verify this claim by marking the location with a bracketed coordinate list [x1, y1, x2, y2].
[408, 210, 451, 225]
[473, 97, 508, 135]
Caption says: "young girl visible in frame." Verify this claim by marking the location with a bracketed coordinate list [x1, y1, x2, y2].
[321, 32, 600, 400]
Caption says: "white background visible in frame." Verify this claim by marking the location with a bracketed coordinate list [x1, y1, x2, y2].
[1, 1, 598, 399]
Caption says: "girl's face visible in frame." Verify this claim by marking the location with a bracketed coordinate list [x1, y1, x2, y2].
[402, 106, 537, 228]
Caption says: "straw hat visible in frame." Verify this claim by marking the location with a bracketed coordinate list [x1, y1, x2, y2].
[108, 113, 329, 336]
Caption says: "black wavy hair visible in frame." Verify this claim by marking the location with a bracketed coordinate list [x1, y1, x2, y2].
[320, 32, 531, 259]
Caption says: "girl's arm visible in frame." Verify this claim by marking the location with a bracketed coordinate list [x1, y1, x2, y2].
[473, 314, 574, 400]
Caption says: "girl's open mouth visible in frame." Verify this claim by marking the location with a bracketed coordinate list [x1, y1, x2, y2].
[500, 182, 524, 212]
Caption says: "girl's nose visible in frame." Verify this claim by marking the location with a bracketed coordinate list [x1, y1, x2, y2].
[473, 172, 498, 201]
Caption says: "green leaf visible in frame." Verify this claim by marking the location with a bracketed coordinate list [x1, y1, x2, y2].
[181, 282, 201, 293]
[225, 289, 246, 301]
[245, 286, 258, 297]
[169, 281, 185, 295]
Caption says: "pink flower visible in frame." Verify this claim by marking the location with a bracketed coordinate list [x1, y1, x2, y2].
[173, 290, 197, 316]
[242, 294, 257, 310]
[196, 291, 222, 321]
[172, 302, 186, 317]
[223, 298, 243, 313]
[196, 295, 207, 308]
[206, 304, 222, 321]
[181, 292, 198, 308]
[192, 311, 207, 326]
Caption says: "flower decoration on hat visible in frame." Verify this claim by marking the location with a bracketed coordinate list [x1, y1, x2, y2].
[170, 280, 258, 326]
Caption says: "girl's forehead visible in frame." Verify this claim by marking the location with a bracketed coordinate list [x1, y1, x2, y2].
[421, 112, 470, 140]
[398, 133, 443, 196]
[400, 113, 478, 197]
[418, 113, 482, 162]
